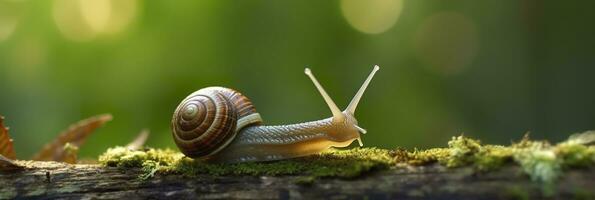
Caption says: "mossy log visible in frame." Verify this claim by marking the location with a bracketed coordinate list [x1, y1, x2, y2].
[1, 161, 593, 199]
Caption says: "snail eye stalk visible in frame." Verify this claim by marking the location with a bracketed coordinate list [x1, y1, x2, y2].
[345, 65, 380, 115]
[305, 67, 344, 122]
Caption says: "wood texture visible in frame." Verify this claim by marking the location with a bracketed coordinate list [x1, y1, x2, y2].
[1, 161, 593, 199]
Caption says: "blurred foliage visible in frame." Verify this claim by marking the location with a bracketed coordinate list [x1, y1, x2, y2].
[0, 0, 594, 158]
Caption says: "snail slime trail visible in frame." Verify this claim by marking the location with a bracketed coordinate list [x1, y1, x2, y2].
[171, 65, 380, 163]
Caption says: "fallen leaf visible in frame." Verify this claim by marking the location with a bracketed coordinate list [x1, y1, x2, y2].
[0, 154, 22, 170]
[32, 114, 112, 161]
[0, 115, 16, 160]
[126, 129, 150, 151]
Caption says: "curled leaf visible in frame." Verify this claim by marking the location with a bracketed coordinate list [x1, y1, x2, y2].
[32, 114, 112, 162]
[0, 115, 16, 160]
[126, 129, 150, 151]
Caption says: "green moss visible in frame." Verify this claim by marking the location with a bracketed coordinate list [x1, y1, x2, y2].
[508, 132, 595, 191]
[445, 135, 482, 167]
[556, 141, 595, 168]
[98, 131, 595, 185]
[512, 139, 561, 184]
[396, 148, 450, 166]
[140, 160, 161, 180]
[99, 147, 394, 180]
[392, 132, 595, 186]
[394, 136, 510, 170]
[474, 145, 513, 171]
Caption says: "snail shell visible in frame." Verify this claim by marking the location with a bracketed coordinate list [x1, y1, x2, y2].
[171, 87, 262, 158]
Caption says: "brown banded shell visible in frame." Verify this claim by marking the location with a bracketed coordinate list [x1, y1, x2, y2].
[171, 87, 262, 158]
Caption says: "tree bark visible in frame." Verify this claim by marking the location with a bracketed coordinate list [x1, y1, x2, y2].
[0, 161, 593, 199]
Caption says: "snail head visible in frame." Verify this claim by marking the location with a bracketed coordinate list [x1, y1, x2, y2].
[304, 65, 380, 147]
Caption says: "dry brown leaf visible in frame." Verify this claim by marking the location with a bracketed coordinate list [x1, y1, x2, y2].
[0, 154, 22, 170]
[126, 129, 150, 150]
[0, 115, 16, 160]
[32, 114, 112, 162]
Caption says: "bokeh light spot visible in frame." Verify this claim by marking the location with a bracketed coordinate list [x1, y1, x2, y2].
[104, 0, 137, 34]
[414, 12, 479, 75]
[341, 0, 403, 34]
[53, 0, 137, 41]
[80, 0, 111, 32]
[53, 0, 96, 41]
[0, 2, 20, 42]
[0, 16, 18, 42]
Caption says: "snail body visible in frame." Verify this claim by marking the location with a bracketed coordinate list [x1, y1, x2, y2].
[172, 66, 379, 163]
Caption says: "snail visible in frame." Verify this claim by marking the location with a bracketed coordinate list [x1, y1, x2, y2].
[171, 65, 379, 163]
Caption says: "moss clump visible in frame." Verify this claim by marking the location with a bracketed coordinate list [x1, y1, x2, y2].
[394, 136, 509, 170]
[98, 147, 182, 168]
[555, 133, 595, 168]
[394, 148, 450, 166]
[474, 145, 513, 171]
[512, 137, 561, 185]
[98, 131, 595, 185]
[392, 132, 594, 185]
[557, 143, 595, 168]
[99, 147, 394, 180]
[510, 132, 595, 187]
[446, 135, 482, 167]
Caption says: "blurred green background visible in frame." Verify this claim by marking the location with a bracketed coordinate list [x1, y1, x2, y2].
[1, 0, 594, 159]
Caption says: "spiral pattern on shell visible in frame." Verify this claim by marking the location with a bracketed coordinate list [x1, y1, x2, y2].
[171, 87, 262, 158]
